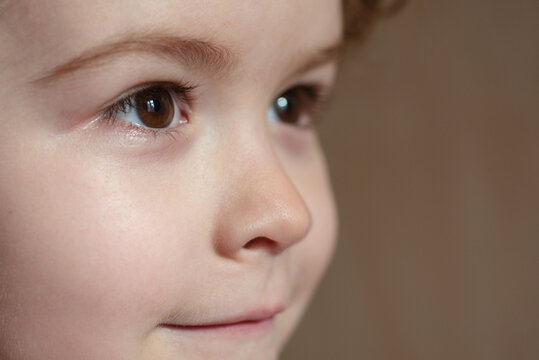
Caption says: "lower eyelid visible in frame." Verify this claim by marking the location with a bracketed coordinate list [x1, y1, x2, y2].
[80, 93, 192, 155]
[86, 113, 190, 156]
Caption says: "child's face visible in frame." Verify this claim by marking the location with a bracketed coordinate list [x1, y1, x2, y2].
[0, 0, 340, 359]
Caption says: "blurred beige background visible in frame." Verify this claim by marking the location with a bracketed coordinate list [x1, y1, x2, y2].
[282, 0, 538, 359]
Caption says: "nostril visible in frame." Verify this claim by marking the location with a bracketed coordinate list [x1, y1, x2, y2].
[243, 237, 279, 252]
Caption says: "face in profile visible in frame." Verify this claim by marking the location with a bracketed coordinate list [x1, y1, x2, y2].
[0, 0, 340, 359]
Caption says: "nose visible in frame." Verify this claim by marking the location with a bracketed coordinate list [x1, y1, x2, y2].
[211, 133, 312, 259]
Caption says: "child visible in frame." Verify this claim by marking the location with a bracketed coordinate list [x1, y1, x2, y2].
[0, 0, 384, 359]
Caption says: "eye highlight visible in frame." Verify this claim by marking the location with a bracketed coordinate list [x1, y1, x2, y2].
[99, 82, 195, 132]
[268, 85, 329, 128]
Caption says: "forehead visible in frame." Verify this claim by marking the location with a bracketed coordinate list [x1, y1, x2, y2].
[1, 0, 342, 77]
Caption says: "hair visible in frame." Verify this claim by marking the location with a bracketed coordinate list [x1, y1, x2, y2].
[343, 0, 407, 42]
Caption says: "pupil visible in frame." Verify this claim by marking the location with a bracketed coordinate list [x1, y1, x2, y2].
[146, 99, 161, 113]
[135, 89, 174, 128]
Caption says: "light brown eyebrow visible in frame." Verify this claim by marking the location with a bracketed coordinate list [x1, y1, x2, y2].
[292, 41, 344, 77]
[34, 33, 233, 84]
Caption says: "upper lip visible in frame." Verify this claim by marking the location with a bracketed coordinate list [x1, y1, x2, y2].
[161, 304, 285, 328]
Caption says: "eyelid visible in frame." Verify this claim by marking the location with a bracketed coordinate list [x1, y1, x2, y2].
[82, 81, 198, 147]
[98, 81, 196, 121]
[295, 84, 331, 108]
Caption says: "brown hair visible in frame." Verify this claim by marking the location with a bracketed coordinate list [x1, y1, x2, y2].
[343, 0, 407, 42]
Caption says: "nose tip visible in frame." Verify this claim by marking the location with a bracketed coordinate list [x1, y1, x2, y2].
[212, 155, 312, 259]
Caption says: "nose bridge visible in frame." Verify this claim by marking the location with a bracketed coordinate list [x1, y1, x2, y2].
[212, 126, 312, 258]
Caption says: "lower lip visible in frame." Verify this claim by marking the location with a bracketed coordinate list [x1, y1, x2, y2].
[161, 317, 275, 337]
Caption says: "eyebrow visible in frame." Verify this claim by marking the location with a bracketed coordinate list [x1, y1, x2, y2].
[34, 32, 342, 85]
[34, 33, 233, 84]
[294, 42, 344, 76]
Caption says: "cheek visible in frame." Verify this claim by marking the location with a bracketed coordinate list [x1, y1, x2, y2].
[275, 140, 338, 340]
[290, 186, 337, 312]
[295, 161, 338, 299]
[278, 136, 338, 290]
[0, 143, 201, 356]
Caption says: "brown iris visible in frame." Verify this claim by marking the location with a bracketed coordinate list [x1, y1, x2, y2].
[134, 88, 175, 128]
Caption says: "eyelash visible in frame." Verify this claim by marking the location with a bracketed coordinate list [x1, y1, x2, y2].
[97, 81, 329, 138]
[98, 82, 195, 138]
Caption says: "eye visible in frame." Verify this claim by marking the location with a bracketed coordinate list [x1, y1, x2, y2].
[100, 83, 193, 130]
[267, 85, 326, 127]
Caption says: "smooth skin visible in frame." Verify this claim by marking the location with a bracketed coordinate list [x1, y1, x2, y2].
[0, 0, 341, 359]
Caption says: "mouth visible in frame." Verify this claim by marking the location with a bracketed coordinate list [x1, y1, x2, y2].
[160, 305, 284, 336]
